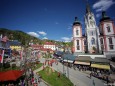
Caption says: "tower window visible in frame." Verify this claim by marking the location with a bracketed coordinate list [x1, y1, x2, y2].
[100, 38, 103, 44]
[84, 40, 86, 45]
[76, 30, 79, 35]
[91, 38, 95, 45]
[108, 37, 113, 50]
[106, 24, 111, 32]
[76, 40, 79, 45]
[90, 21, 92, 27]
[76, 40, 80, 50]
[108, 37, 113, 44]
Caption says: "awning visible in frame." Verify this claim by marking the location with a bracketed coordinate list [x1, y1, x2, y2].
[0, 70, 24, 81]
[74, 61, 90, 65]
[63, 59, 73, 63]
[91, 64, 110, 70]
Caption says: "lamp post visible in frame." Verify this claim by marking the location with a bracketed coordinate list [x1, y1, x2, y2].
[63, 48, 65, 75]
[67, 48, 69, 79]
[67, 56, 69, 78]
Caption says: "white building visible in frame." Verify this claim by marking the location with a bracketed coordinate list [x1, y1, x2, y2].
[73, 4, 115, 58]
[43, 42, 56, 51]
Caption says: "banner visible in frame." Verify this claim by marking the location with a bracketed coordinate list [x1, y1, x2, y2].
[0, 49, 4, 63]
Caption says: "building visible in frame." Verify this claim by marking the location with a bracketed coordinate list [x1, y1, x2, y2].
[72, 4, 115, 58]
[31, 44, 43, 50]
[43, 42, 57, 51]
[9, 40, 22, 51]
[99, 11, 115, 58]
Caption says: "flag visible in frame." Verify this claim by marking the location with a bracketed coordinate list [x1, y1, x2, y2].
[0, 49, 4, 63]
[37, 53, 41, 58]
[20, 51, 23, 60]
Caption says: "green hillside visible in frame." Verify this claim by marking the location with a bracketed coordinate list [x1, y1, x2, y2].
[0, 28, 41, 46]
[0, 28, 72, 47]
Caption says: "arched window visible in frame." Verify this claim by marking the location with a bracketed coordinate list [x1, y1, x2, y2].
[106, 24, 111, 32]
[76, 40, 79, 45]
[108, 37, 113, 44]
[76, 30, 79, 35]
[76, 40, 80, 50]
[91, 38, 95, 45]
[108, 37, 113, 49]
[100, 38, 103, 44]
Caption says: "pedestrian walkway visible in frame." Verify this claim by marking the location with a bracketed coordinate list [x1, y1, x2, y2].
[33, 64, 50, 86]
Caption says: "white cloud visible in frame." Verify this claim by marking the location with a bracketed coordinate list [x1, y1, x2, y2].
[27, 32, 39, 37]
[96, 13, 101, 18]
[43, 37, 48, 39]
[38, 31, 47, 36]
[93, 0, 115, 12]
[61, 37, 72, 42]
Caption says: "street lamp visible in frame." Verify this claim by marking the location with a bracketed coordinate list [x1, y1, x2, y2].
[67, 48, 69, 79]
[63, 48, 65, 75]
[67, 56, 69, 78]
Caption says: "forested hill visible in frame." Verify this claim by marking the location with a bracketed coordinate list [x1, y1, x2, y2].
[0, 28, 41, 46]
[0, 28, 72, 47]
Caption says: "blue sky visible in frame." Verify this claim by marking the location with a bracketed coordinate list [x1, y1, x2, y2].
[0, 0, 115, 42]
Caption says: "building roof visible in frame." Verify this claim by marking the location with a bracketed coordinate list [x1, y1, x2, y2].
[31, 44, 43, 47]
[92, 57, 110, 63]
[9, 40, 21, 46]
[54, 51, 63, 56]
[100, 11, 111, 22]
[73, 17, 81, 25]
[75, 56, 92, 62]
[41, 48, 53, 51]
[62, 53, 76, 61]
[44, 42, 55, 45]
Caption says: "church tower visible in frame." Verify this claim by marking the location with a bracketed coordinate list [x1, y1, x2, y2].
[99, 11, 115, 57]
[84, 3, 100, 53]
[73, 17, 83, 53]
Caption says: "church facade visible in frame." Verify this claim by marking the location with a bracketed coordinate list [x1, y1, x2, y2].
[72, 4, 115, 57]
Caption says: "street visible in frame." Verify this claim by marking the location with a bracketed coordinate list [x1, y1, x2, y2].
[39, 58, 105, 86]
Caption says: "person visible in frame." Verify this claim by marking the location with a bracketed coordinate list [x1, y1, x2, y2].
[92, 79, 95, 86]
[106, 75, 109, 84]
[58, 72, 60, 78]
[90, 72, 92, 78]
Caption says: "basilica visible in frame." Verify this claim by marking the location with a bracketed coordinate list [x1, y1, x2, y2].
[72, 4, 115, 58]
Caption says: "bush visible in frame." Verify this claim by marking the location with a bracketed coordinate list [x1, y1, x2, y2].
[12, 64, 16, 68]
[4, 63, 10, 68]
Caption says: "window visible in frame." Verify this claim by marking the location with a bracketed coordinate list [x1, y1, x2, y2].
[109, 45, 113, 49]
[100, 38, 103, 44]
[91, 38, 95, 45]
[76, 40, 80, 50]
[90, 21, 94, 27]
[76, 40, 79, 45]
[106, 24, 111, 32]
[108, 37, 113, 50]
[77, 46, 80, 50]
[84, 40, 86, 45]
[108, 38, 113, 44]
[76, 30, 79, 35]
[90, 31, 94, 36]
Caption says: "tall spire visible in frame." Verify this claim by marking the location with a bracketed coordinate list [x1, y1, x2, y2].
[86, 1, 91, 13]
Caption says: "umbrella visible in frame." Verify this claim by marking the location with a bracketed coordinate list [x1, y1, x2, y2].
[0, 70, 24, 81]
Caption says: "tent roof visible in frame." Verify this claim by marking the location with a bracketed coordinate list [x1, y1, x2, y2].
[0, 70, 24, 81]
[92, 57, 110, 63]
[75, 56, 92, 62]
[62, 53, 76, 61]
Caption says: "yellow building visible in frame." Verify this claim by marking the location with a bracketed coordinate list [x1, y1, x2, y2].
[9, 40, 22, 51]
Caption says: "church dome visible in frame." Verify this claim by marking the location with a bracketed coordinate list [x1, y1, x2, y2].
[73, 17, 81, 25]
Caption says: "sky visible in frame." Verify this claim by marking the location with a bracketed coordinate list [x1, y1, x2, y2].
[0, 0, 115, 42]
